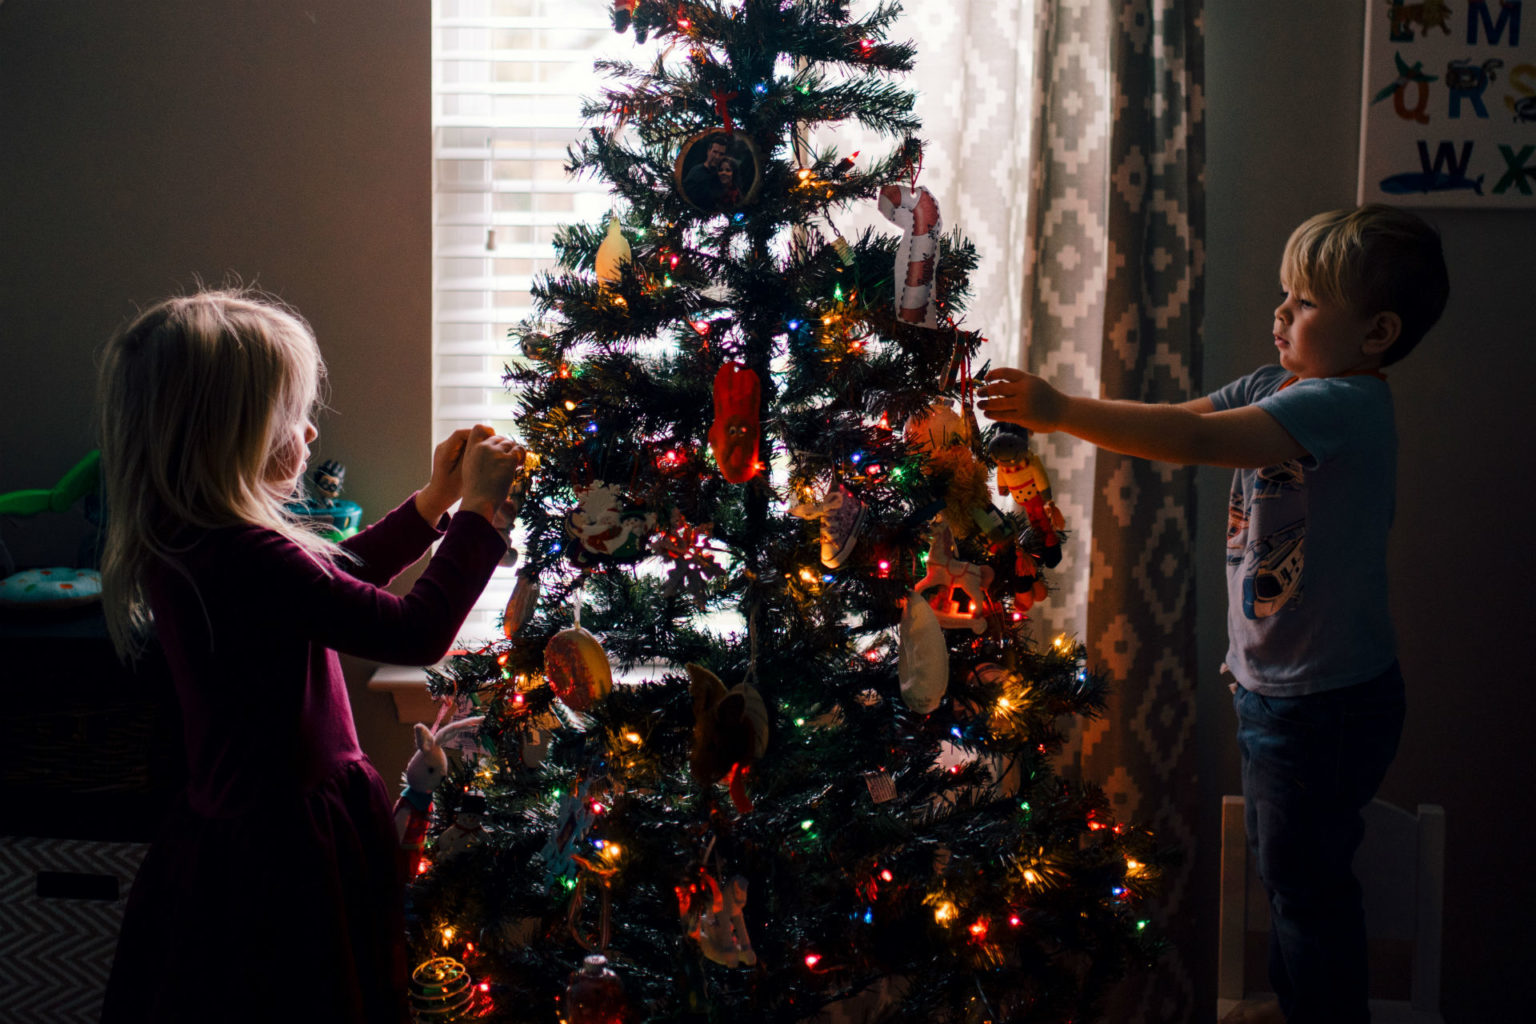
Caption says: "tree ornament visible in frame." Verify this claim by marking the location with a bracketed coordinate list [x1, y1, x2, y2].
[434, 791, 486, 861]
[789, 481, 867, 568]
[594, 211, 632, 290]
[988, 428, 1065, 567]
[905, 401, 991, 537]
[698, 874, 757, 966]
[913, 522, 997, 633]
[565, 481, 658, 566]
[877, 184, 942, 327]
[649, 511, 726, 607]
[708, 362, 761, 483]
[541, 776, 602, 882]
[687, 663, 768, 812]
[904, 401, 967, 453]
[610, 0, 638, 35]
[545, 626, 615, 711]
[898, 589, 948, 713]
[394, 716, 486, 872]
[409, 956, 485, 1021]
[502, 569, 540, 639]
[564, 954, 630, 1024]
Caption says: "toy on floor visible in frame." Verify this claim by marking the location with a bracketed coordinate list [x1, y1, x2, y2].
[0, 450, 104, 612]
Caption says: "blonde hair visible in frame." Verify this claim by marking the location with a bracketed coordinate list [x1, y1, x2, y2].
[1280, 204, 1449, 366]
[97, 288, 345, 661]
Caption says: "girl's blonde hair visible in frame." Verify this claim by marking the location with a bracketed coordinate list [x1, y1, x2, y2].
[97, 288, 345, 661]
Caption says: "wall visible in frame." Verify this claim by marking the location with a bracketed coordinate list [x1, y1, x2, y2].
[1202, 3, 1535, 1021]
[0, 1, 430, 778]
[4, 2, 1529, 1019]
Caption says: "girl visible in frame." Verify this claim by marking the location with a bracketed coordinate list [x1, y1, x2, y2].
[97, 289, 523, 1022]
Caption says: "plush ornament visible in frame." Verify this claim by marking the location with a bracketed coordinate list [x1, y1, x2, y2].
[789, 482, 867, 569]
[989, 429, 1065, 567]
[686, 663, 768, 813]
[433, 791, 486, 861]
[502, 570, 540, 639]
[565, 954, 630, 1024]
[594, 211, 632, 290]
[904, 402, 990, 538]
[897, 590, 948, 713]
[544, 626, 615, 712]
[697, 875, 756, 967]
[877, 184, 942, 327]
[903, 401, 966, 453]
[914, 522, 997, 633]
[565, 481, 657, 566]
[393, 716, 486, 870]
[708, 362, 761, 483]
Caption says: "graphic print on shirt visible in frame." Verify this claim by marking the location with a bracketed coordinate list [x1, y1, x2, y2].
[1228, 459, 1307, 619]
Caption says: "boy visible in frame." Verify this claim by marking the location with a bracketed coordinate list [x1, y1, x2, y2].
[978, 204, 1449, 1023]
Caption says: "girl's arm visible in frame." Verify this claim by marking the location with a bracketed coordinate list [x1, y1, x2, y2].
[978, 368, 1304, 470]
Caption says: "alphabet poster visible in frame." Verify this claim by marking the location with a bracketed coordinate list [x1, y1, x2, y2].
[1358, 0, 1535, 207]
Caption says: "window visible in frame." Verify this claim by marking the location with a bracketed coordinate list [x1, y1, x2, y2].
[432, 0, 1034, 640]
[433, 0, 632, 638]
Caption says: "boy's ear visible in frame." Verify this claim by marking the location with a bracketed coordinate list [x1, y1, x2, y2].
[1361, 311, 1401, 356]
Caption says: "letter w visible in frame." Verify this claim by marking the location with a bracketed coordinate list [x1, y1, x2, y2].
[1418, 140, 1474, 177]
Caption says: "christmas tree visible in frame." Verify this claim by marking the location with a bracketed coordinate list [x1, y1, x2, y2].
[404, 2, 1167, 1021]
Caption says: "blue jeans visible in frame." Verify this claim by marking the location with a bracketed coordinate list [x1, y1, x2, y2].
[1233, 662, 1405, 1024]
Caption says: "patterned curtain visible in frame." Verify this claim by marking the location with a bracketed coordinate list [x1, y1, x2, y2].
[1022, 2, 1206, 1021]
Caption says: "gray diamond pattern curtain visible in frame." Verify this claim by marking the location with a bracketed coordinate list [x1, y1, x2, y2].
[1023, 2, 1205, 1020]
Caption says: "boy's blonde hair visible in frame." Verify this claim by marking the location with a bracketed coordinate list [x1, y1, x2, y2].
[1280, 203, 1449, 366]
[97, 288, 344, 661]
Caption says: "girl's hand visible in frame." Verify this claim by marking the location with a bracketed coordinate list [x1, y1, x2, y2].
[414, 427, 481, 524]
[977, 368, 1066, 433]
[460, 430, 526, 524]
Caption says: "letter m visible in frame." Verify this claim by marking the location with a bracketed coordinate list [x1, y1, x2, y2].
[1418, 140, 1474, 177]
[1468, 0, 1522, 46]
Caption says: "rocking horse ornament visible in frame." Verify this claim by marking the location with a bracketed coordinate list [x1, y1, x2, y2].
[914, 521, 997, 634]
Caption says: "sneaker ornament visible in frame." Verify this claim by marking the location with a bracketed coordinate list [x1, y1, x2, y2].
[789, 481, 868, 569]
[709, 361, 761, 483]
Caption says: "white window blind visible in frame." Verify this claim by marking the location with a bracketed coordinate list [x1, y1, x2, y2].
[433, 0, 632, 639]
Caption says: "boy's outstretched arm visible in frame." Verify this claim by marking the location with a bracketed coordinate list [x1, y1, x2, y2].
[978, 368, 1306, 470]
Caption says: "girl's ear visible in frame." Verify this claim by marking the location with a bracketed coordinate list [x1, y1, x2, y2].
[1362, 311, 1401, 356]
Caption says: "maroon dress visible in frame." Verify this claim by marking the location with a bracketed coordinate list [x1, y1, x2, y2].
[102, 498, 504, 1023]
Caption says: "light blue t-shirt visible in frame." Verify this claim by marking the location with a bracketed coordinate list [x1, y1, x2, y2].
[1208, 364, 1397, 696]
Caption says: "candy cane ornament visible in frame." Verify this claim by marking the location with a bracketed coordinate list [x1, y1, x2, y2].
[877, 184, 942, 328]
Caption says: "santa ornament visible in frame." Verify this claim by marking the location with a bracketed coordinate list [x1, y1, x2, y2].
[877, 184, 942, 327]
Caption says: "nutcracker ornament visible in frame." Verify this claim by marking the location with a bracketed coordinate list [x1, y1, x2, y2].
[988, 428, 1065, 567]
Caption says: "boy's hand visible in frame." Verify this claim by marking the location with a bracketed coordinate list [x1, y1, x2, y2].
[460, 430, 527, 525]
[978, 368, 1066, 432]
[415, 425, 499, 524]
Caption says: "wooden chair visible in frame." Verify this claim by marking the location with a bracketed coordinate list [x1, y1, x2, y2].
[1217, 795, 1445, 1023]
